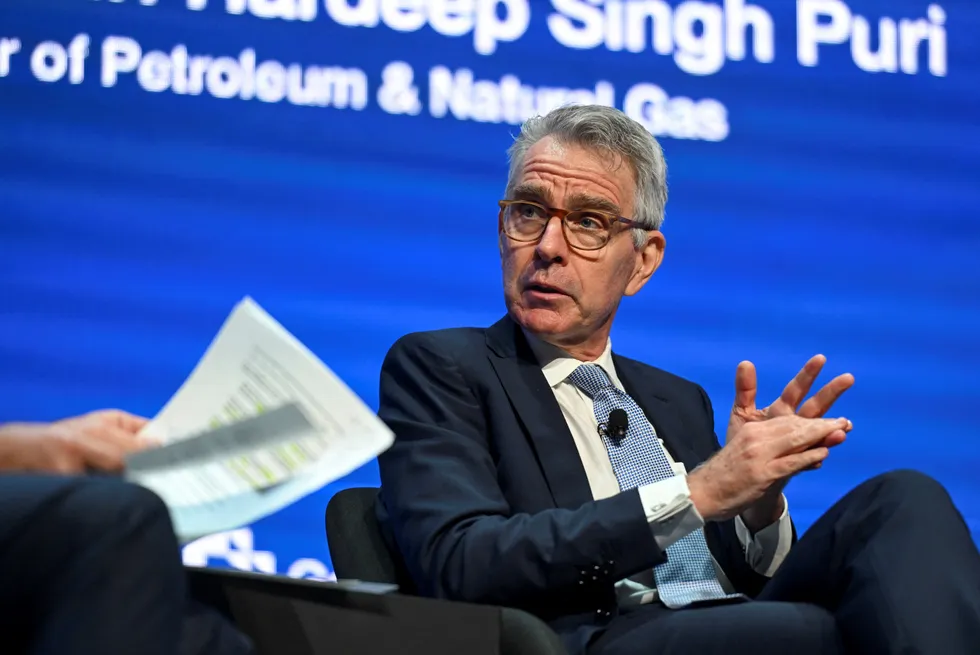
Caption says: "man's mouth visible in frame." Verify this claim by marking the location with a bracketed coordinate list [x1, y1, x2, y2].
[524, 282, 568, 297]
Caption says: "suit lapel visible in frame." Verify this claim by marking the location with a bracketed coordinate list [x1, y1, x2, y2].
[485, 317, 594, 510]
[613, 354, 703, 474]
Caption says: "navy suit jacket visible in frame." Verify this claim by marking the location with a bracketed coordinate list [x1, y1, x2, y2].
[376, 316, 777, 652]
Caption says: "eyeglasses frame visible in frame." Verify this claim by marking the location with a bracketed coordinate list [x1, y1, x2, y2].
[497, 199, 645, 251]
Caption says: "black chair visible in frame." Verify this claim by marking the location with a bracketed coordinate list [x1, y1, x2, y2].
[325, 487, 569, 655]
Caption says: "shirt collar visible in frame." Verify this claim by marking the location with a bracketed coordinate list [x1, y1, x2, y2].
[523, 329, 624, 391]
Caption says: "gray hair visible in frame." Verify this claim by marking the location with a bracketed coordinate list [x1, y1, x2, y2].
[504, 105, 668, 247]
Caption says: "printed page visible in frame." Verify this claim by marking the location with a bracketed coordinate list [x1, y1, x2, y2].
[126, 297, 394, 542]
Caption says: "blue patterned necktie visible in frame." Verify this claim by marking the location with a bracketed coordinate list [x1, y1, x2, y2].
[567, 363, 742, 609]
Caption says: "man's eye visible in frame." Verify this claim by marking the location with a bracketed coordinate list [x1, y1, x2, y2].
[515, 203, 545, 219]
[572, 213, 607, 230]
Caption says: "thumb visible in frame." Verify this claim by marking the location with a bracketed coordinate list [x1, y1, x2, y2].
[137, 423, 167, 448]
[734, 361, 757, 411]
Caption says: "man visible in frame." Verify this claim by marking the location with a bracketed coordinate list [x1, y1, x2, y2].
[375, 105, 980, 654]
[0, 410, 253, 655]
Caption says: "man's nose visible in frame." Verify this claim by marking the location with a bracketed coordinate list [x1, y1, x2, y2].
[535, 216, 568, 263]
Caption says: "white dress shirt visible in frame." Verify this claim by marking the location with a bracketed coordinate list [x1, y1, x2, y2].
[524, 332, 793, 607]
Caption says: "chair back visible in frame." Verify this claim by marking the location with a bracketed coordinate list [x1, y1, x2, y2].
[325, 486, 417, 593]
[325, 487, 568, 654]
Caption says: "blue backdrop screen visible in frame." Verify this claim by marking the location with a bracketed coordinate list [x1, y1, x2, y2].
[1, 0, 978, 580]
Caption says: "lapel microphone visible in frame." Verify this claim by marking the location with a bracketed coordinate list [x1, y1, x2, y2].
[599, 408, 629, 442]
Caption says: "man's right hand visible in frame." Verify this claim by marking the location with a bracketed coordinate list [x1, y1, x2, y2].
[0, 410, 154, 474]
[688, 415, 850, 522]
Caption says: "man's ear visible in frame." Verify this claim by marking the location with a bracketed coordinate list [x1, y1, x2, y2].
[624, 231, 665, 296]
[497, 216, 506, 256]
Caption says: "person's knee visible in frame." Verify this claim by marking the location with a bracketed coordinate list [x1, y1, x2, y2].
[870, 469, 952, 504]
[857, 469, 964, 529]
[60, 479, 175, 550]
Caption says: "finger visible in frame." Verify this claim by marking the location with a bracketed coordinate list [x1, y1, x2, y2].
[800, 417, 850, 448]
[95, 409, 151, 435]
[772, 416, 850, 454]
[733, 361, 757, 411]
[84, 424, 150, 455]
[136, 423, 167, 448]
[776, 355, 826, 412]
[62, 432, 127, 472]
[817, 429, 848, 448]
[774, 446, 830, 478]
[798, 373, 855, 419]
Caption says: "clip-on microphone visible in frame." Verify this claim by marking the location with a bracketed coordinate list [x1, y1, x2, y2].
[598, 408, 629, 442]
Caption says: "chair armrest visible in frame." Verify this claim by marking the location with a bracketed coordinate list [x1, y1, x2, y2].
[500, 607, 568, 655]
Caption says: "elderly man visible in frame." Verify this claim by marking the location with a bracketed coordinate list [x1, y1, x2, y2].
[375, 105, 980, 655]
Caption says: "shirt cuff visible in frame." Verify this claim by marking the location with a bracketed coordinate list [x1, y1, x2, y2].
[637, 476, 704, 552]
[734, 495, 793, 577]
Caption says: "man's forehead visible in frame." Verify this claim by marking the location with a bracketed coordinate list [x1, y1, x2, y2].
[543, 137, 565, 157]
[521, 139, 632, 182]
[515, 138, 634, 211]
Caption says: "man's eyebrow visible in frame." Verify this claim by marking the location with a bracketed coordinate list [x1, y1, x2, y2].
[510, 183, 550, 202]
[565, 193, 622, 216]
[510, 185, 623, 216]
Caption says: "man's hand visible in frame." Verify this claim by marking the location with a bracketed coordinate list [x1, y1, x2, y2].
[689, 415, 850, 522]
[725, 355, 855, 529]
[727, 355, 854, 442]
[0, 409, 154, 474]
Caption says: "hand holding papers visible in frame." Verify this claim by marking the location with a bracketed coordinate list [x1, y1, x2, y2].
[125, 297, 394, 543]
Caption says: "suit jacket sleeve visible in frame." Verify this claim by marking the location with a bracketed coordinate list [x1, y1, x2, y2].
[376, 332, 667, 615]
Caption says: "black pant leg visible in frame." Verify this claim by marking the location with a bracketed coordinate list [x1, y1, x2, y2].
[0, 474, 185, 655]
[588, 601, 841, 655]
[759, 469, 980, 654]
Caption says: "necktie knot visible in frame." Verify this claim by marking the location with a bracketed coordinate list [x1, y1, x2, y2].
[566, 363, 615, 399]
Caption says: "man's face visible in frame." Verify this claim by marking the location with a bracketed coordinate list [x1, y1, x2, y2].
[500, 136, 664, 351]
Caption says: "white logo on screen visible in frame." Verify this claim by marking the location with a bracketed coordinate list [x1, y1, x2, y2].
[181, 528, 337, 581]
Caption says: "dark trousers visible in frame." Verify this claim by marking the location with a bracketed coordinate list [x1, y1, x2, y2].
[589, 470, 980, 655]
[0, 474, 253, 655]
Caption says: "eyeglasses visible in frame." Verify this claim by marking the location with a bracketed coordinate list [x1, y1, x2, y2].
[498, 200, 644, 251]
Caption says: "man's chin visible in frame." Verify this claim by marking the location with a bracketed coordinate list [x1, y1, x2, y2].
[509, 305, 573, 337]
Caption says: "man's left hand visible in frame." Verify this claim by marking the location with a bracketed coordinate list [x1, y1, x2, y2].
[726, 355, 855, 531]
[0, 409, 156, 474]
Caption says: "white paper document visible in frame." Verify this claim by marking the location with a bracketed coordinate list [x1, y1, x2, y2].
[125, 297, 394, 543]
